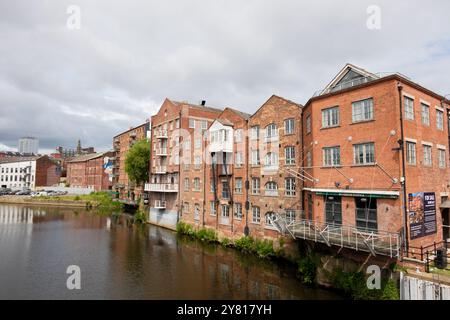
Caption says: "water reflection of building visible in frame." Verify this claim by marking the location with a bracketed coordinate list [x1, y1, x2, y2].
[0, 206, 46, 224]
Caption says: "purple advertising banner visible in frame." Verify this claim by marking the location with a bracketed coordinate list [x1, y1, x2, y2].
[408, 192, 437, 240]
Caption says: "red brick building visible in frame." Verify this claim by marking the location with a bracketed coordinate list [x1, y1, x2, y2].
[145, 98, 222, 230]
[67, 152, 114, 191]
[112, 122, 151, 201]
[302, 64, 450, 255]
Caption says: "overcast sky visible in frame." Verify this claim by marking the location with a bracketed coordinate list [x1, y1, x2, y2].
[1, 0, 450, 154]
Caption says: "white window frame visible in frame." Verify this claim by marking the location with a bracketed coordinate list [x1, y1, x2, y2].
[251, 126, 260, 140]
[352, 98, 374, 123]
[353, 143, 375, 165]
[251, 177, 260, 195]
[189, 118, 195, 129]
[421, 103, 430, 126]
[285, 178, 296, 196]
[436, 108, 444, 130]
[438, 149, 446, 168]
[423, 144, 432, 166]
[322, 107, 339, 128]
[252, 206, 260, 223]
[406, 142, 417, 165]
[323, 147, 341, 167]
[284, 118, 295, 135]
[285, 147, 295, 165]
[404, 96, 414, 120]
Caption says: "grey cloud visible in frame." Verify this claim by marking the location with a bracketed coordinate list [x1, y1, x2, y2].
[0, 0, 450, 152]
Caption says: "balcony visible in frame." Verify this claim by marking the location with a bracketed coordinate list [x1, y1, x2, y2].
[155, 148, 168, 156]
[155, 166, 167, 174]
[218, 165, 232, 176]
[129, 132, 137, 138]
[155, 129, 168, 139]
[154, 200, 166, 209]
[145, 183, 178, 193]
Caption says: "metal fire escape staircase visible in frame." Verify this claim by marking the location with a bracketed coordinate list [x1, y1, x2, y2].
[267, 167, 400, 258]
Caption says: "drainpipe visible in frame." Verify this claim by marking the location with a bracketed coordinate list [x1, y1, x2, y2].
[397, 83, 409, 256]
[178, 110, 182, 222]
[202, 129, 206, 227]
[244, 120, 250, 236]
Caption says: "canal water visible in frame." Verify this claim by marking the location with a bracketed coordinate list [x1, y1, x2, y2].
[0, 204, 341, 300]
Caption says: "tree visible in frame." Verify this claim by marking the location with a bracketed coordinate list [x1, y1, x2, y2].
[125, 139, 150, 186]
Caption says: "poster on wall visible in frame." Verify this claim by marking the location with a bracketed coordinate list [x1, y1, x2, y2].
[408, 192, 437, 240]
[103, 157, 114, 182]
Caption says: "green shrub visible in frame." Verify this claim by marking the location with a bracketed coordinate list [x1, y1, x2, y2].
[134, 210, 147, 224]
[176, 222, 195, 237]
[297, 256, 317, 284]
[381, 279, 400, 300]
[221, 237, 231, 247]
[254, 239, 275, 258]
[196, 228, 218, 242]
[234, 236, 255, 252]
[74, 195, 81, 201]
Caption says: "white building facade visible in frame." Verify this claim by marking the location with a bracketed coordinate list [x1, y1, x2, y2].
[0, 159, 36, 190]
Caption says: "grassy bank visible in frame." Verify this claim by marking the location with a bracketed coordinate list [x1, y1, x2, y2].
[24, 192, 124, 212]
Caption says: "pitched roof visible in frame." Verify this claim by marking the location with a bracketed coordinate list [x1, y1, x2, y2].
[168, 99, 223, 114]
[250, 94, 303, 119]
[0, 156, 42, 164]
[225, 107, 251, 120]
[67, 152, 108, 163]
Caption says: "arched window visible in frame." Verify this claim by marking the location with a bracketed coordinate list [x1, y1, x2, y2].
[265, 152, 278, 167]
[265, 181, 278, 196]
[265, 123, 278, 138]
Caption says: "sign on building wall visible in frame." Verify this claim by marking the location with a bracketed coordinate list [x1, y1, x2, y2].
[408, 192, 437, 239]
[103, 157, 113, 182]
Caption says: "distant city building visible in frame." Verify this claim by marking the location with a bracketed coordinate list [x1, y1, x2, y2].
[66, 151, 115, 191]
[18, 137, 39, 154]
[56, 140, 95, 158]
[0, 155, 61, 190]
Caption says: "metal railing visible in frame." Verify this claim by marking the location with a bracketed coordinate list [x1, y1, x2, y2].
[144, 183, 178, 192]
[313, 72, 410, 97]
[269, 213, 400, 258]
[406, 241, 449, 272]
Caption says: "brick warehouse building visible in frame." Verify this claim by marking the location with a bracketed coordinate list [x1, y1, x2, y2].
[188, 107, 251, 237]
[301, 64, 450, 257]
[143, 64, 450, 263]
[145, 98, 222, 229]
[67, 152, 115, 191]
[182, 96, 303, 240]
[112, 121, 151, 202]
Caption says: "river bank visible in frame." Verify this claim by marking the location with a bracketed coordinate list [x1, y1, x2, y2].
[175, 221, 400, 300]
[0, 192, 123, 211]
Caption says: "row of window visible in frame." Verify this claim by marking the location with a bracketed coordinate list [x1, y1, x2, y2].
[306, 97, 445, 132]
[183, 202, 297, 225]
[183, 177, 297, 196]
[0, 175, 34, 182]
[305, 142, 376, 167]
[178, 147, 297, 168]
[0, 167, 31, 174]
[404, 96, 445, 130]
[406, 142, 446, 167]
[250, 119, 296, 140]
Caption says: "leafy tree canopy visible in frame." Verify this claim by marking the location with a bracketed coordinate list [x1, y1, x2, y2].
[124, 139, 150, 185]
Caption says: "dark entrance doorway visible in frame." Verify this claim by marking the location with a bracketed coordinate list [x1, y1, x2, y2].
[325, 195, 342, 225]
[443, 208, 450, 242]
[355, 197, 378, 231]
